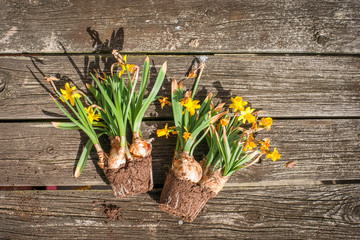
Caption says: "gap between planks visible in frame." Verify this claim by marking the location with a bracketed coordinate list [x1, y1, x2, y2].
[3, 179, 360, 191]
[2, 115, 360, 124]
[1, 52, 360, 57]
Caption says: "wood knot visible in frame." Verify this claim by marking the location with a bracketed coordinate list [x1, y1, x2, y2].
[189, 38, 199, 48]
[46, 146, 54, 154]
[349, 205, 360, 223]
[245, 210, 263, 222]
[205, 9, 215, 17]
[314, 32, 327, 46]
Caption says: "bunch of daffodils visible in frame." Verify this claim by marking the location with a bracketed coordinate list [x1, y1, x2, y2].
[157, 62, 226, 183]
[201, 96, 280, 193]
[47, 51, 166, 177]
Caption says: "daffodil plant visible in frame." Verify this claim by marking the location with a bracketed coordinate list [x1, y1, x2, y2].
[200, 96, 280, 193]
[158, 64, 281, 223]
[47, 50, 166, 179]
[157, 62, 226, 183]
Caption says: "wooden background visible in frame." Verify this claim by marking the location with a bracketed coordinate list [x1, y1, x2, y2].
[0, 0, 359, 238]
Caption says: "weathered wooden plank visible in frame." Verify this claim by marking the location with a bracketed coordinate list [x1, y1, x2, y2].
[1, 119, 359, 186]
[0, 185, 359, 239]
[1, 54, 359, 119]
[1, 0, 359, 53]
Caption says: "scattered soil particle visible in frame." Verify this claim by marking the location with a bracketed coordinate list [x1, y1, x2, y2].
[101, 203, 122, 222]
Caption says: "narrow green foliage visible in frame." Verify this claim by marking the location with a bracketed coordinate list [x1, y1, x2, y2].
[205, 97, 278, 177]
[75, 139, 93, 176]
[49, 54, 167, 177]
[52, 122, 80, 130]
[51, 96, 98, 145]
[167, 63, 224, 155]
[132, 61, 167, 133]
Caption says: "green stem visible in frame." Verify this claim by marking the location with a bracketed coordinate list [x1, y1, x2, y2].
[191, 63, 205, 99]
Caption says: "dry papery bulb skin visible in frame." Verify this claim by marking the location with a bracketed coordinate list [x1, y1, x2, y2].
[199, 167, 229, 194]
[171, 151, 202, 183]
[129, 132, 153, 158]
[107, 136, 126, 169]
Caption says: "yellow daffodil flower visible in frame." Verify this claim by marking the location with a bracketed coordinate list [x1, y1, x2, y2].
[259, 138, 270, 153]
[243, 134, 257, 151]
[179, 96, 191, 105]
[220, 118, 229, 126]
[243, 140, 257, 151]
[118, 55, 136, 77]
[158, 96, 172, 109]
[181, 98, 201, 116]
[84, 106, 101, 124]
[60, 82, 81, 106]
[182, 126, 193, 142]
[157, 123, 170, 138]
[260, 117, 273, 130]
[229, 96, 247, 112]
[266, 147, 281, 161]
[238, 107, 256, 124]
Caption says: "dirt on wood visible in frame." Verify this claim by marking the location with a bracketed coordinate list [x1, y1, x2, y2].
[101, 203, 122, 222]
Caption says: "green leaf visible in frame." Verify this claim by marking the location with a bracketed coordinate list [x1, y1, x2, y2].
[172, 90, 183, 130]
[190, 128, 209, 156]
[52, 122, 80, 130]
[183, 109, 189, 129]
[124, 69, 138, 132]
[87, 84, 101, 103]
[198, 94, 212, 117]
[91, 73, 126, 142]
[191, 65, 204, 99]
[52, 97, 98, 144]
[222, 131, 231, 166]
[75, 139, 93, 177]
[133, 62, 167, 132]
[134, 57, 150, 120]
[230, 141, 244, 167]
[92, 121, 108, 129]
[239, 152, 258, 166]
[75, 98, 95, 135]
[225, 167, 241, 177]
[183, 113, 214, 152]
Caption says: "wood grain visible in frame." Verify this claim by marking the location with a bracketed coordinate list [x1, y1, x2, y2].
[1, 0, 359, 54]
[1, 54, 359, 120]
[0, 185, 359, 239]
[1, 119, 359, 186]
[1, 1, 359, 239]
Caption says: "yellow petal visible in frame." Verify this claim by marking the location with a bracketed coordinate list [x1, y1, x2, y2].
[65, 82, 70, 90]
[69, 96, 75, 106]
[127, 64, 136, 74]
